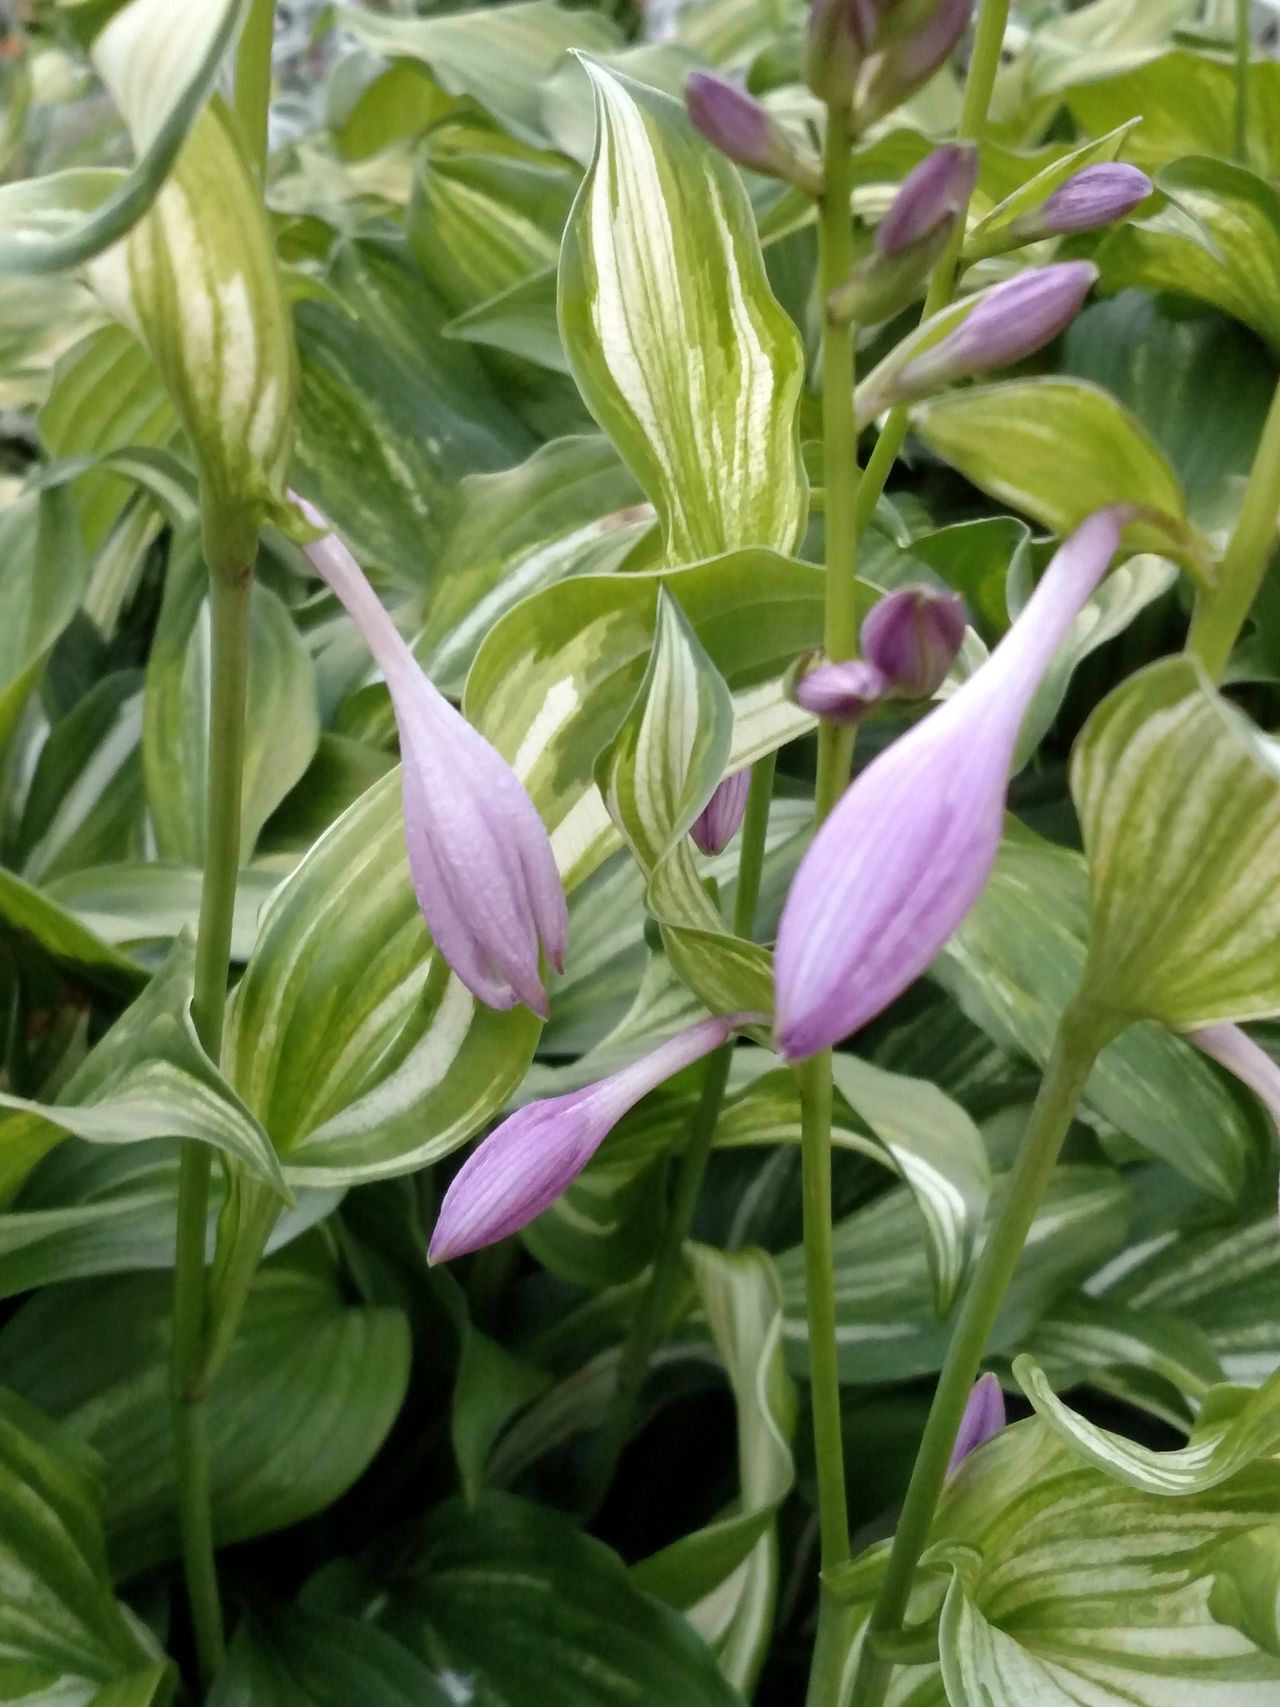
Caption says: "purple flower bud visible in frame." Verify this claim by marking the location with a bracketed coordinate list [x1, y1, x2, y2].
[429, 1013, 754, 1261]
[806, 0, 878, 105]
[889, 261, 1098, 405]
[947, 1373, 1006, 1475]
[691, 770, 752, 855]
[1187, 1025, 1280, 1138]
[793, 657, 891, 723]
[857, 0, 975, 131]
[775, 507, 1129, 1060]
[1033, 162, 1152, 236]
[877, 144, 978, 257]
[861, 585, 967, 698]
[295, 497, 568, 1020]
[686, 72, 821, 194]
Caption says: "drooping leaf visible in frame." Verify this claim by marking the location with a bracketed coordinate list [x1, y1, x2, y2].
[209, 1606, 452, 1707]
[1072, 655, 1280, 1029]
[559, 65, 807, 564]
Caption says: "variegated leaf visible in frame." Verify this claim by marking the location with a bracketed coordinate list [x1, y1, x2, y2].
[559, 65, 807, 564]
[1072, 655, 1280, 1029]
[1210, 1525, 1280, 1659]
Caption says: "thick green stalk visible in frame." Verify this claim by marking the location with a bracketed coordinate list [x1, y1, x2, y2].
[171, 566, 252, 1683]
[852, 0, 1012, 537]
[1186, 374, 1280, 682]
[848, 1005, 1109, 1707]
[584, 756, 777, 1510]
[802, 106, 862, 1707]
[234, 0, 276, 181]
[1235, 0, 1251, 164]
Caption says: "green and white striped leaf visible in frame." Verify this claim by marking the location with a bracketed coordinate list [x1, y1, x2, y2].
[633, 1245, 795, 1694]
[0, 0, 248, 273]
[0, 484, 90, 752]
[1072, 655, 1280, 1029]
[1101, 157, 1280, 356]
[144, 527, 319, 862]
[559, 65, 807, 564]
[87, 99, 296, 565]
[597, 588, 772, 1015]
[935, 825, 1265, 1203]
[332, 1, 621, 149]
[1024, 1295, 1221, 1431]
[1210, 1525, 1280, 1658]
[778, 1167, 1132, 1386]
[226, 770, 541, 1185]
[0, 1386, 175, 1703]
[912, 378, 1209, 574]
[1016, 1354, 1280, 1495]
[0, 1251, 410, 1578]
[0, 935, 286, 1206]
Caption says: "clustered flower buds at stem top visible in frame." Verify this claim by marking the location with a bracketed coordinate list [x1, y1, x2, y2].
[830, 144, 977, 324]
[691, 769, 752, 855]
[946, 1373, 1006, 1475]
[855, 0, 975, 131]
[805, 0, 876, 107]
[856, 261, 1098, 422]
[685, 72, 822, 195]
[294, 497, 568, 1019]
[429, 1013, 757, 1261]
[775, 507, 1128, 1060]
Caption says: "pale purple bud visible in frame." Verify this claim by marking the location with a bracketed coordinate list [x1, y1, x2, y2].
[775, 507, 1128, 1060]
[947, 1373, 1006, 1475]
[1187, 1025, 1280, 1139]
[429, 1012, 755, 1261]
[857, 0, 975, 130]
[877, 144, 978, 257]
[294, 497, 568, 1020]
[891, 262, 1098, 403]
[691, 770, 752, 855]
[806, 0, 877, 105]
[793, 657, 891, 723]
[1034, 163, 1152, 237]
[861, 585, 967, 699]
[686, 73, 821, 194]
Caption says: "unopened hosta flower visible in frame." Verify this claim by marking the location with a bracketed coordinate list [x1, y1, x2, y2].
[856, 0, 975, 130]
[794, 657, 890, 724]
[685, 72, 821, 195]
[1188, 1025, 1280, 1139]
[776, 507, 1127, 1060]
[691, 770, 752, 855]
[832, 145, 977, 323]
[947, 1373, 1006, 1475]
[862, 585, 967, 698]
[1030, 162, 1152, 237]
[295, 499, 568, 1018]
[430, 1013, 755, 1261]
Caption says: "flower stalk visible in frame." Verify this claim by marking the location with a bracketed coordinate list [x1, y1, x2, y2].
[1236, 0, 1252, 164]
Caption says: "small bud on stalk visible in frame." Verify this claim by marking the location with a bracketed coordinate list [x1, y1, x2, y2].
[685, 72, 823, 195]
[1028, 162, 1152, 236]
[862, 584, 967, 698]
[691, 770, 752, 855]
[793, 657, 891, 723]
[830, 144, 977, 325]
[946, 1373, 1007, 1475]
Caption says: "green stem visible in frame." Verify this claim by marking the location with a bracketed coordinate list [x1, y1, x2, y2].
[584, 756, 777, 1510]
[171, 566, 252, 1684]
[1186, 374, 1280, 683]
[802, 106, 863, 1707]
[848, 1005, 1108, 1707]
[851, 0, 1012, 538]
[233, 0, 276, 181]
[1235, 0, 1251, 164]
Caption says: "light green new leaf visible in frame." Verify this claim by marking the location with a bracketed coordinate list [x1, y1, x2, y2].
[633, 1245, 795, 1694]
[210, 1607, 453, 1707]
[597, 589, 773, 1015]
[0, 0, 248, 273]
[1073, 655, 1280, 1029]
[333, 1, 621, 149]
[912, 378, 1209, 573]
[0, 1253, 410, 1578]
[936, 825, 1264, 1202]
[559, 65, 807, 564]
[87, 99, 296, 564]
[144, 528, 319, 862]
[0, 935, 287, 1206]
[226, 770, 541, 1185]
[1210, 1526, 1280, 1659]
[1101, 158, 1280, 356]
[1017, 1355, 1280, 1496]
[0, 1387, 175, 1704]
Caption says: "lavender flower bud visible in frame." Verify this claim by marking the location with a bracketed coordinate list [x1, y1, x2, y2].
[806, 0, 878, 106]
[856, 0, 974, 131]
[877, 144, 978, 256]
[1029, 162, 1152, 237]
[947, 1373, 1006, 1475]
[792, 657, 891, 723]
[686, 72, 822, 195]
[691, 770, 752, 855]
[862, 585, 967, 698]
